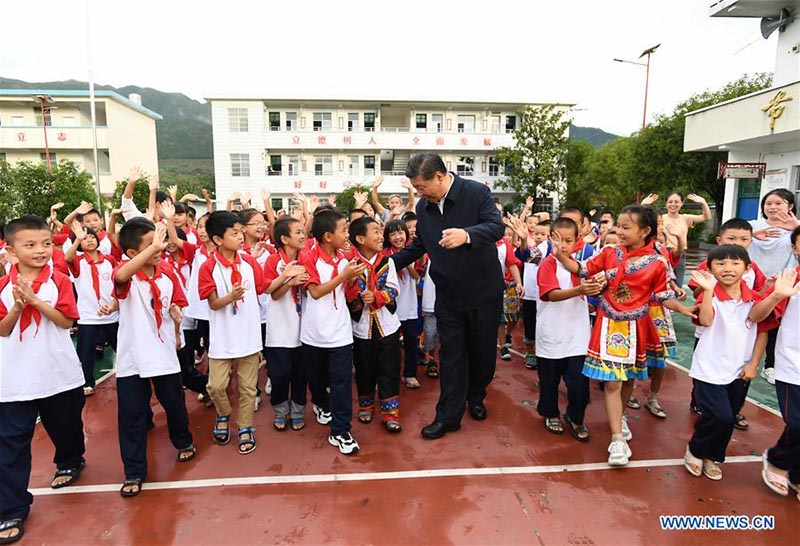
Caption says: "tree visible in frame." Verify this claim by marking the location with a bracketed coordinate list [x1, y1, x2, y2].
[494, 104, 571, 207]
[111, 174, 152, 213]
[631, 72, 773, 223]
[0, 160, 97, 220]
[333, 185, 385, 213]
[563, 139, 595, 210]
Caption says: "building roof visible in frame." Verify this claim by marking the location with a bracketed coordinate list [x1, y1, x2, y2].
[0, 89, 163, 120]
[204, 94, 575, 109]
[710, 0, 800, 17]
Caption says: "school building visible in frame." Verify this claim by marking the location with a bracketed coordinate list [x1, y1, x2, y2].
[684, 0, 800, 220]
[206, 95, 572, 212]
[0, 89, 161, 195]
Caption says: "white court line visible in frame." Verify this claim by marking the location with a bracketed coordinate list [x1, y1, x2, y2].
[508, 347, 782, 418]
[30, 455, 762, 497]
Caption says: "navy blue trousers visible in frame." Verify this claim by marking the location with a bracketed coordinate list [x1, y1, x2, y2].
[689, 378, 746, 462]
[400, 319, 420, 378]
[536, 355, 589, 423]
[0, 387, 85, 520]
[265, 347, 306, 408]
[76, 322, 118, 388]
[767, 380, 800, 483]
[302, 344, 352, 436]
[116, 373, 192, 480]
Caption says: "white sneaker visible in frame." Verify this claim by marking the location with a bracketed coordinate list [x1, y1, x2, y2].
[621, 414, 633, 441]
[328, 432, 360, 455]
[254, 395, 261, 412]
[608, 440, 632, 466]
[314, 404, 332, 425]
[265, 377, 272, 395]
[761, 367, 776, 385]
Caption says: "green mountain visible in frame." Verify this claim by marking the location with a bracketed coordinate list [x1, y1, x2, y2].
[0, 76, 212, 160]
[570, 124, 619, 147]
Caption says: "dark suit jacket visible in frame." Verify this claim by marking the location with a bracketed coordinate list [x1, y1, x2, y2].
[390, 173, 504, 309]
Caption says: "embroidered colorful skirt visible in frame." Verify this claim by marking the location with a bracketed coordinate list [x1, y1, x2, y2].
[502, 281, 521, 324]
[646, 304, 677, 368]
[583, 309, 664, 382]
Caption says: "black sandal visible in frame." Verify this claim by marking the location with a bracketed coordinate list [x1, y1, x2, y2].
[213, 415, 230, 445]
[734, 414, 749, 431]
[384, 419, 402, 433]
[0, 518, 24, 545]
[563, 413, 590, 442]
[238, 427, 257, 455]
[120, 478, 143, 498]
[544, 417, 564, 434]
[426, 362, 439, 378]
[177, 445, 197, 463]
[51, 460, 85, 489]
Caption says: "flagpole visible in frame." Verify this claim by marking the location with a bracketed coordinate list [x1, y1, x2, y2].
[85, 0, 103, 214]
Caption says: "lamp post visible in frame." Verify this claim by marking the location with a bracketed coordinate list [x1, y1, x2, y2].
[34, 94, 56, 171]
[613, 43, 660, 201]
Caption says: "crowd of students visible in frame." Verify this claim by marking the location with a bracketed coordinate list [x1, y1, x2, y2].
[0, 164, 799, 544]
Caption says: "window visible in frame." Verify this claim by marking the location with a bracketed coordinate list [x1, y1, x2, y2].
[348, 113, 359, 132]
[11, 116, 24, 126]
[271, 198, 283, 211]
[314, 155, 332, 175]
[230, 153, 250, 177]
[62, 116, 76, 127]
[269, 155, 282, 175]
[505, 115, 516, 133]
[228, 108, 248, 132]
[489, 156, 499, 176]
[432, 114, 443, 133]
[40, 152, 57, 168]
[35, 107, 52, 127]
[364, 155, 376, 175]
[491, 115, 501, 133]
[457, 115, 475, 133]
[456, 156, 474, 176]
[416, 114, 427, 130]
[348, 155, 359, 175]
[287, 155, 299, 176]
[313, 112, 332, 131]
[268, 112, 280, 131]
[364, 113, 376, 131]
[285, 112, 297, 131]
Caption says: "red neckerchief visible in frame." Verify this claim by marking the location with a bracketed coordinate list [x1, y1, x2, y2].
[198, 244, 212, 258]
[134, 267, 165, 340]
[83, 252, 105, 302]
[10, 264, 51, 341]
[279, 248, 301, 314]
[384, 246, 405, 280]
[316, 245, 343, 308]
[609, 241, 656, 292]
[354, 251, 379, 293]
[214, 249, 242, 312]
[166, 250, 188, 287]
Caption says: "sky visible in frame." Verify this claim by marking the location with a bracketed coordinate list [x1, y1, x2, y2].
[0, 0, 779, 136]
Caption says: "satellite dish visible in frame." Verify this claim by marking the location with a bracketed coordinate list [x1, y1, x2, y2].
[761, 8, 794, 39]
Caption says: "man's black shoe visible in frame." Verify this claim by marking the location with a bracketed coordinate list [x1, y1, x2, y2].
[468, 403, 487, 421]
[421, 421, 461, 439]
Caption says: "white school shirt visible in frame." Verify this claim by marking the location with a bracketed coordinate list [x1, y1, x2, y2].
[523, 241, 550, 301]
[299, 246, 353, 348]
[773, 271, 800, 385]
[693, 266, 760, 339]
[164, 244, 197, 331]
[350, 253, 401, 340]
[386, 248, 418, 321]
[184, 245, 212, 321]
[690, 283, 759, 385]
[114, 262, 187, 378]
[421, 259, 436, 314]
[535, 255, 591, 359]
[198, 251, 265, 359]
[62, 231, 113, 257]
[263, 251, 303, 348]
[0, 268, 84, 402]
[68, 253, 119, 325]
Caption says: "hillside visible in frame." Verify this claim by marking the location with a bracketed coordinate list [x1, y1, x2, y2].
[570, 124, 619, 147]
[0, 76, 212, 159]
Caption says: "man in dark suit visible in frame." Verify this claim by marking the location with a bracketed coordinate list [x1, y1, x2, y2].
[390, 153, 504, 439]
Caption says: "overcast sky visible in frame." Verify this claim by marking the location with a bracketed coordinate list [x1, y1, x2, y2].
[0, 0, 778, 136]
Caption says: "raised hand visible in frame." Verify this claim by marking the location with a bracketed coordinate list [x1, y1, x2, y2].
[260, 187, 271, 207]
[399, 177, 413, 190]
[71, 220, 87, 240]
[353, 191, 368, 208]
[201, 188, 211, 199]
[128, 166, 143, 184]
[168, 185, 179, 201]
[753, 227, 781, 241]
[774, 210, 800, 230]
[75, 201, 93, 215]
[308, 195, 320, 211]
[148, 174, 160, 192]
[686, 193, 707, 204]
[152, 222, 168, 251]
[50, 202, 65, 212]
[771, 268, 800, 299]
[228, 191, 242, 202]
[641, 193, 659, 206]
[372, 175, 385, 189]
[159, 200, 175, 220]
[241, 191, 252, 207]
[328, 193, 336, 206]
[525, 196, 534, 209]
[689, 269, 716, 292]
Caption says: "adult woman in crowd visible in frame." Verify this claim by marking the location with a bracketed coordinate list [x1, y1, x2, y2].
[641, 192, 712, 287]
[747, 188, 800, 384]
